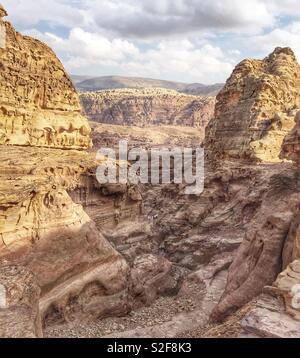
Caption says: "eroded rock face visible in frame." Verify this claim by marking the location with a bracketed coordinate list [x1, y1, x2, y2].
[206, 47, 300, 162]
[0, 7, 145, 336]
[0, 266, 42, 338]
[3, 8, 300, 338]
[280, 111, 300, 164]
[0, 5, 6, 48]
[204, 293, 300, 338]
[80, 89, 215, 129]
[209, 164, 300, 323]
[0, 11, 91, 149]
[274, 260, 300, 321]
[0, 146, 141, 327]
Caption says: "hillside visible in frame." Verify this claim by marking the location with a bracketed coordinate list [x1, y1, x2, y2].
[72, 75, 223, 96]
[80, 88, 215, 128]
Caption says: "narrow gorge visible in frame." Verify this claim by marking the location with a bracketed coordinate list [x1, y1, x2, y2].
[1, 4, 300, 339]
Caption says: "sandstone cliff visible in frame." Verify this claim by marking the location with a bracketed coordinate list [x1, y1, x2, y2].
[206, 47, 300, 162]
[0, 7, 143, 337]
[80, 88, 215, 128]
[0, 11, 91, 149]
[74, 49, 300, 337]
[280, 111, 300, 163]
[3, 3, 300, 339]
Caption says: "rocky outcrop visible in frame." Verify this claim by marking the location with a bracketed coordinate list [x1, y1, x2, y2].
[0, 266, 42, 338]
[206, 47, 300, 162]
[209, 166, 300, 322]
[0, 5, 7, 48]
[0, 146, 143, 331]
[204, 293, 300, 338]
[3, 4, 300, 339]
[80, 89, 215, 128]
[0, 9, 91, 149]
[274, 260, 300, 321]
[0, 6, 146, 337]
[280, 111, 300, 164]
[0, 4, 7, 18]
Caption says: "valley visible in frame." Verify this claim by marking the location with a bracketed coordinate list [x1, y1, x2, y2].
[1, 4, 300, 339]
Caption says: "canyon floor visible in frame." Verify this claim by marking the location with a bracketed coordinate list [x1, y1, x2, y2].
[44, 121, 300, 338]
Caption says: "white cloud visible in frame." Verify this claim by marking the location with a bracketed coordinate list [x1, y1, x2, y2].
[27, 28, 234, 83]
[264, 0, 300, 17]
[2, 0, 274, 36]
[124, 41, 234, 83]
[3, 0, 300, 84]
[248, 22, 300, 61]
[25, 27, 139, 66]
[2, 0, 86, 29]
[88, 0, 274, 38]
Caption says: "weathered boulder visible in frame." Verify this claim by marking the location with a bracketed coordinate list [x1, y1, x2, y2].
[274, 260, 300, 321]
[129, 254, 174, 308]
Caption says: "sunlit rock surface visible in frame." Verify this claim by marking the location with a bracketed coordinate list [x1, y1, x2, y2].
[206, 47, 300, 162]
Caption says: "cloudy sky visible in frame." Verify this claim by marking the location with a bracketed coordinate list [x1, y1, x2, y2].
[2, 0, 300, 84]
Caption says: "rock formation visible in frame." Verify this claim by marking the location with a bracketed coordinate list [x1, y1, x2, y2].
[280, 111, 300, 164]
[42, 47, 300, 338]
[0, 146, 143, 331]
[206, 47, 300, 162]
[2, 4, 300, 339]
[207, 49, 300, 324]
[80, 89, 215, 129]
[0, 4, 6, 48]
[0, 9, 91, 149]
[72, 74, 223, 96]
[90, 122, 203, 151]
[0, 266, 42, 338]
[0, 6, 144, 337]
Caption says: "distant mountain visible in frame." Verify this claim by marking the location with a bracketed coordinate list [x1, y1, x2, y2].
[80, 88, 216, 128]
[183, 83, 225, 96]
[71, 75, 94, 84]
[71, 75, 223, 96]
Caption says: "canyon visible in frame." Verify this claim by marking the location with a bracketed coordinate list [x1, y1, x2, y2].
[1, 4, 300, 339]
[80, 89, 215, 133]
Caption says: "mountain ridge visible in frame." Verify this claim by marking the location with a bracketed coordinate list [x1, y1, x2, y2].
[71, 75, 224, 96]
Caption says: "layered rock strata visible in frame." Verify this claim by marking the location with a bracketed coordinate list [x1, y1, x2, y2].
[0, 146, 142, 333]
[0, 6, 144, 337]
[0, 266, 42, 338]
[206, 47, 300, 162]
[280, 111, 300, 164]
[3, 4, 300, 339]
[80, 89, 215, 129]
[0, 10, 91, 149]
